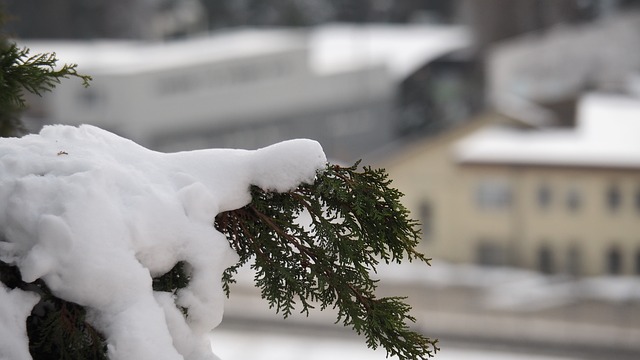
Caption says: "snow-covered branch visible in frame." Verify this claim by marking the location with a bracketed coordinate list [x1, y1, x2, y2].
[0, 125, 325, 360]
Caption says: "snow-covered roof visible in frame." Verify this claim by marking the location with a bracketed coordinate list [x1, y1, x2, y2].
[21, 29, 306, 74]
[21, 23, 470, 80]
[489, 13, 640, 101]
[308, 23, 471, 80]
[455, 93, 640, 169]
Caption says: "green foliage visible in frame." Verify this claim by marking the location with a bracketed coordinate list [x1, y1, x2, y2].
[0, 259, 22, 288]
[0, 261, 107, 360]
[1, 259, 193, 360]
[0, 10, 91, 137]
[0, 8, 103, 358]
[0, 34, 26, 136]
[0, 9, 437, 358]
[27, 293, 107, 360]
[2, 161, 439, 359]
[152, 261, 191, 294]
[152, 261, 191, 316]
[216, 161, 439, 359]
[0, 42, 91, 111]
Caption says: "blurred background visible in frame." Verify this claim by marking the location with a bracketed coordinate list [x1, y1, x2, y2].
[4, 0, 640, 358]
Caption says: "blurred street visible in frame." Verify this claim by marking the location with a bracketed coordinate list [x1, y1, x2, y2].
[214, 262, 640, 360]
[210, 325, 582, 360]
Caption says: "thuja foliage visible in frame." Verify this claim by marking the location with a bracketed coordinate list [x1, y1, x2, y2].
[0, 43, 91, 110]
[0, 8, 438, 358]
[26, 290, 108, 360]
[0, 9, 100, 359]
[2, 161, 439, 360]
[0, 260, 107, 360]
[216, 161, 439, 359]
[0, 9, 91, 137]
[1, 259, 193, 360]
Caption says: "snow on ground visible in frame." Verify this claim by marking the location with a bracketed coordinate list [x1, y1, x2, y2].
[376, 260, 640, 311]
[0, 124, 326, 360]
[209, 328, 579, 360]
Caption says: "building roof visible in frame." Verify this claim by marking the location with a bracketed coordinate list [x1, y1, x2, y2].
[308, 23, 471, 80]
[489, 13, 640, 105]
[21, 29, 306, 75]
[455, 93, 640, 169]
[488, 13, 640, 127]
[21, 23, 471, 81]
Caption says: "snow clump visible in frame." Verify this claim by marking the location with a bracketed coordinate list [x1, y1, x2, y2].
[0, 124, 327, 360]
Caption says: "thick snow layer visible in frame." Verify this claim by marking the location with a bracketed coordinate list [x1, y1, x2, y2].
[0, 283, 40, 360]
[22, 30, 304, 75]
[489, 13, 640, 105]
[456, 93, 640, 168]
[376, 261, 640, 311]
[309, 24, 471, 80]
[24, 24, 470, 81]
[0, 125, 326, 360]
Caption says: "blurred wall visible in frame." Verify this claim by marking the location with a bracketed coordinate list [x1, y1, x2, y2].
[380, 95, 640, 277]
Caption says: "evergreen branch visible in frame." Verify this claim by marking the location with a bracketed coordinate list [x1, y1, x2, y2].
[0, 260, 107, 360]
[0, 9, 91, 137]
[216, 162, 439, 359]
[152, 261, 191, 294]
[28, 298, 107, 360]
[0, 42, 92, 111]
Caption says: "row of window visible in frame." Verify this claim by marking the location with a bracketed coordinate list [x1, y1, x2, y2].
[604, 184, 640, 212]
[475, 179, 640, 213]
[536, 184, 581, 212]
[537, 245, 640, 276]
[538, 183, 640, 213]
[476, 242, 640, 276]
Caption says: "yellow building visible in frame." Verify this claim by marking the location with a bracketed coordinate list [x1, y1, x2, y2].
[378, 93, 640, 276]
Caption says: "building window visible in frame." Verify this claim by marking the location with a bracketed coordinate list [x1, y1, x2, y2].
[538, 245, 554, 274]
[606, 246, 623, 275]
[475, 179, 511, 210]
[476, 241, 506, 266]
[78, 89, 101, 107]
[566, 187, 581, 212]
[537, 183, 552, 210]
[566, 246, 581, 277]
[418, 201, 432, 242]
[606, 184, 621, 212]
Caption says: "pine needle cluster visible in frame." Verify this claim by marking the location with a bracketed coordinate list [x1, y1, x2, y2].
[26, 289, 107, 360]
[0, 8, 438, 358]
[0, 43, 91, 108]
[0, 15, 100, 358]
[0, 11, 91, 137]
[0, 260, 107, 360]
[216, 161, 439, 359]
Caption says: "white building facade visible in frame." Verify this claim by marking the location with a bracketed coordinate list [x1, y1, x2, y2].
[23, 24, 470, 161]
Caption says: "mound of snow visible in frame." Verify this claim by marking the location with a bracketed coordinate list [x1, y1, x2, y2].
[0, 124, 326, 360]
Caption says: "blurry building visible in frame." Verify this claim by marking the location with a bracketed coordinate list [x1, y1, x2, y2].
[3, 0, 208, 40]
[487, 11, 640, 128]
[20, 24, 470, 162]
[457, 0, 602, 51]
[378, 93, 640, 277]
[2, 0, 460, 38]
[396, 48, 484, 137]
[375, 12, 640, 277]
